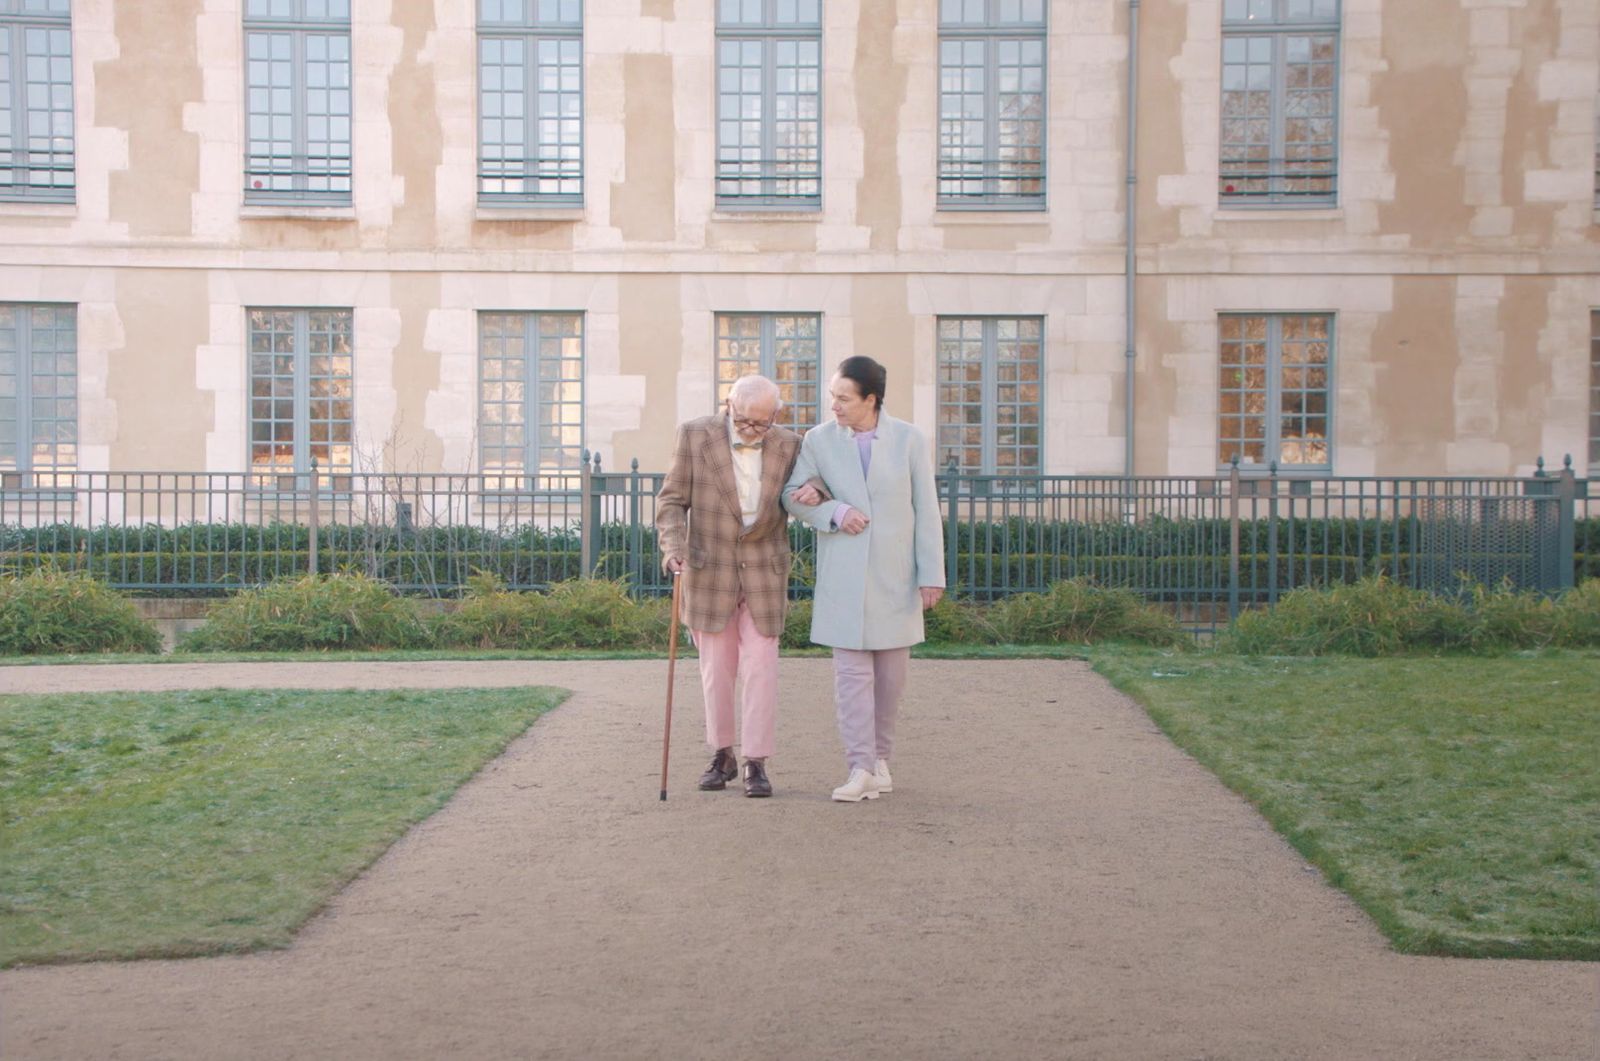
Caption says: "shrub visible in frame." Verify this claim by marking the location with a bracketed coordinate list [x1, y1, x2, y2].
[180, 573, 428, 652]
[1216, 576, 1600, 656]
[0, 570, 162, 655]
[432, 575, 665, 650]
[1552, 580, 1600, 648]
[1459, 581, 1558, 651]
[986, 578, 1188, 647]
[536, 578, 662, 649]
[780, 598, 813, 649]
[1220, 577, 1458, 656]
[430, 571, 550, 649]
[922, 596, 1000, 644]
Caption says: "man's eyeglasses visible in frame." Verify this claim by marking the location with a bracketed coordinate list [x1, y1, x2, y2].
[729, 408, 776, 432]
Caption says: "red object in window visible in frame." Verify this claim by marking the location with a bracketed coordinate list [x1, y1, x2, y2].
[1224, 183, 1236, 193]
[252, 180, 263, 188]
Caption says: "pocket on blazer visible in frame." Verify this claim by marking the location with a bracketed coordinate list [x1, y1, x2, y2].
[689, 547, 708, 569]
[770, 554, 791, 576]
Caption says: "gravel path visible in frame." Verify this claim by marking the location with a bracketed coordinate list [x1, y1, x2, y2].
[1, 659, 1594, 1060]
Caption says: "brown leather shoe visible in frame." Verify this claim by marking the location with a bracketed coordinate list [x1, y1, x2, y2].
[742, 759, 772, 798]
[698, 748, 738, 790]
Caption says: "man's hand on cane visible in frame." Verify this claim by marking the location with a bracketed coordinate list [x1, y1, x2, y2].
[665, 555, 685, 575]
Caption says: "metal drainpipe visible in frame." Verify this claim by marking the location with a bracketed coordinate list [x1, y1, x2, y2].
[1123, 0, 1140, 480]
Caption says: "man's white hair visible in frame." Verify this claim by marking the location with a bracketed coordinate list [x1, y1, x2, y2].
[728, 373, 783, 410]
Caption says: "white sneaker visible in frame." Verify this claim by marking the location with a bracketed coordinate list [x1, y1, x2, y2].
[874, 758, 893, 793]
[831, 767, 880, 802]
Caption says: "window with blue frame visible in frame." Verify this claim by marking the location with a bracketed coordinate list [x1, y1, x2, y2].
[478, 0, 583, 207]
[0, 0, 74, 202]
[244, 0, 352, 204]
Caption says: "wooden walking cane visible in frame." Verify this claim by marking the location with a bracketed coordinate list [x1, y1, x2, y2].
[660, 571, 683, 801]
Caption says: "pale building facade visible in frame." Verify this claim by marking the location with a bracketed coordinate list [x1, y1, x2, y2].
[0, 0, 1596, 491]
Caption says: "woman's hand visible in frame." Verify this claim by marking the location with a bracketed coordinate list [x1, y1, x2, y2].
[790, 483, 823, 506]
[919, 586, 943, 610]
[838, 508, 869, 535]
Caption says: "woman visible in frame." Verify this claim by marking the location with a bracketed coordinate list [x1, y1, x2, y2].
[783, 356, 945, 802]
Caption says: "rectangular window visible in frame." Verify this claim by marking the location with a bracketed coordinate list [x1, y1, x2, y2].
[479, 311, 584, 488]
[1590, 310, 1599, 471]
[936, 316, 1042, 474]
[1218, 312, 1332, 471]
[248, 308, 353, 487]
[478, 0, 583, 207]
[937, 0, 1045, 210]
[244, 0, 352, 204]
[714, 313, 820, 430]
[0, 302, 75, 487]
[0, 0, 74, 202]
[715, 0, 821, 210]
[1219, 0, 1339, 206]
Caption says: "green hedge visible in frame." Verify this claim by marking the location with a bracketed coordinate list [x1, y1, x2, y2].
[0, 549, 586, 588]
[3, 515, 1593, 593]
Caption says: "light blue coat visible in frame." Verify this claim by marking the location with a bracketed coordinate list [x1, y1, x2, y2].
[782, 415, 946, 650]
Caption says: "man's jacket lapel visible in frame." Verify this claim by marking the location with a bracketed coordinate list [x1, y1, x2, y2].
[699, 419, 742, 521]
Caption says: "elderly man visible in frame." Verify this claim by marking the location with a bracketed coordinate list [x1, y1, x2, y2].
[656, 374, 803, 798]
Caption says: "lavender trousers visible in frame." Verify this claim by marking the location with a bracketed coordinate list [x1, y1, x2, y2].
[831, 646, 910, 772]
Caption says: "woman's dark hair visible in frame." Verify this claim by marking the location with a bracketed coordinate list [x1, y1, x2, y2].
[836, 355, 887, 411]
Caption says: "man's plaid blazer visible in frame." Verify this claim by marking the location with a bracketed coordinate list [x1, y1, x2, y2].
[655, 414, 803, 637]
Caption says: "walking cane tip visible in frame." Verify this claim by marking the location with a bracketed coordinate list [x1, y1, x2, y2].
[659, 790, 667, 801]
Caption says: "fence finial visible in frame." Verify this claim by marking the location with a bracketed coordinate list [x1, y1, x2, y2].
[1562, 454, 1573, 471]
[591, 451, 603, 474]
[1230, 454, 1239, 468]
[1535, 455, 1546, 478]
[631, 457, 639, 472]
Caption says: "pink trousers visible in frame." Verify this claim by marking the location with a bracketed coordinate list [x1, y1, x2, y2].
[831, 646, 910, 772]
[691, 597, 778, 760]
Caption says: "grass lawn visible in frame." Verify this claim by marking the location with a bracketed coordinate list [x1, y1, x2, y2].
[0, 686, 565, 968]
[1090, 648, 1600, 960]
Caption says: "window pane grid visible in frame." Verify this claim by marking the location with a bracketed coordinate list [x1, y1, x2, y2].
[1219, 0, 1339, 206]
[304, 310, 353, 474]
[244, 10, 352, 203]
[248, 308, 354, 487]
[717, 0, 820, 29]
[0, 302, 75, 485]
[716, 33, 820, 207]
[478, 7, 582, 205]
[479, 311, 584, 487]
[243, 0, 351, 23]
[479, 0, 582, 29]
[1222, 0, 1337, 26]
[714, 313, 820, 430]
[936, 316, 1042, 474]
[938, 21, 1045, 208]
[939, 0, 1045, 28]
[0, 11, 75, 201]
[1218, 313, 1331, 469]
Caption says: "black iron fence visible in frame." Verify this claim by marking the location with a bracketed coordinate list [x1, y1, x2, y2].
[1, 454, 1592, 633]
